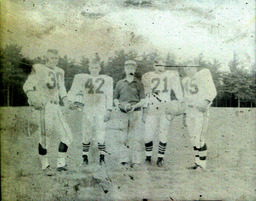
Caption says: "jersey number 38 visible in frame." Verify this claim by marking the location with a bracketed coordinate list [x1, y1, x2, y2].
[47, 72, 62, 90]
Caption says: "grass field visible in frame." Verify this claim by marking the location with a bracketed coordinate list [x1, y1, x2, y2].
[1, 107, 256, 200]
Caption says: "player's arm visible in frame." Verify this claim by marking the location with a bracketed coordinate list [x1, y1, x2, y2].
[58, 69, 69, 106]
[171, 71, 184, 102]
[68, 74, 84, 102]
[198, 69, 217, 112]
[23, 66, 44, 109]
[104, 76, 114, 122]
[141, 73, 151, 108]
[113, 81, 121, 107]
[105, 76, 114, 111]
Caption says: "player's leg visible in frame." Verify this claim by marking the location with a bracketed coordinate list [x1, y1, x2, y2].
[156, 114, 170, 167]
[95, 113, 106, 165]
[38, 107, 49, 170]
[144, 110, 158, 164]
[196, 111, 209, 169]
[81, 110, 93, 165]
[55, 105, 73, 171]
[186, 108, 207, 169]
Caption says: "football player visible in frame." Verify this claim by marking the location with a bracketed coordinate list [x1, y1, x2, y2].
[23, 49, 73, 175]
[182, 64, 217, 170]
[142, 60, 184, 167]
[68, 60, 113, 165]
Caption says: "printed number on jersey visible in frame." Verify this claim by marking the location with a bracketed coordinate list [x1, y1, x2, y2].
[151, 77, 168, 93]
[85, 78, 104, 94]
[184, 78, 198, 94]
[47, 72, 62, 89]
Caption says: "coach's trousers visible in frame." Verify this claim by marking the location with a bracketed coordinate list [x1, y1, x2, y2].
[119, 110, 144, 164]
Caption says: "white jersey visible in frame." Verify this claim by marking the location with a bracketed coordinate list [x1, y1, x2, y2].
[142, 70, 183, 107]
[182, 69, 217, 107]
[68, 74, 113, 110]
[23, 64, 67, 104]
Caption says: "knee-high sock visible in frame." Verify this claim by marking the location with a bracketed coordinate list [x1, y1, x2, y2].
[158, 141, 167, 158]
[57, 142, 68, 168]
[38, 143, 49, 170]
[198, 143, 207, 169]
[82, 142, 90, 156]
[145, 141, 153, 157]
[98, 142, 106, 155]
[193, 146, 200, 165]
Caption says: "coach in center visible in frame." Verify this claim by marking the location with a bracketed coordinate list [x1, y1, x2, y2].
[114, 60, 146, 167]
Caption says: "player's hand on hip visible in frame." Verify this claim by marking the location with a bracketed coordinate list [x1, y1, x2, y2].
[197, 100, 211, 113]
[142, 107, 148, 123]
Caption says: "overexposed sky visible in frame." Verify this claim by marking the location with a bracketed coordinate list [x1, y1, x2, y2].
[1, 0, 255, 69]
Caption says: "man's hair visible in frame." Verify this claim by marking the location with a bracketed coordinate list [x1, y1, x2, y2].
[46, 49, 58, 55]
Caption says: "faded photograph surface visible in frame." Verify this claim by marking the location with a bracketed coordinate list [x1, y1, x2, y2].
[1, 0, 255, 200]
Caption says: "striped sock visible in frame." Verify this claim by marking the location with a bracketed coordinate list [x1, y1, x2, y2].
[98, 143, 106, 155]
[158, 141, 167, 158]
[198, 143, 207, 169]
[145, 141, 153, 157]
[193, 146, 200, 165]
[82, 142, 90, 156]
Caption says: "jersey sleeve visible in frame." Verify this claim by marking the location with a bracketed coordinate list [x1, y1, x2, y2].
[136, 80, 145, 99]
[141, 73, 151, 96]
[58, 69, 68, 100]
[68, 74, 85, 102]
[170, 71, 183, 101]
[113, 80, 121, 100]
[199, 69, 217, 102]
[105, 76, 114, 110]
[23, 64, 42, 94]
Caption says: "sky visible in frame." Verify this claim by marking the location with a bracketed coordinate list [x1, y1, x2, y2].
[1, 0, 255, 70]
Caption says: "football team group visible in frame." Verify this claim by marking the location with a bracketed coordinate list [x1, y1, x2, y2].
[23, 49, 217, 176]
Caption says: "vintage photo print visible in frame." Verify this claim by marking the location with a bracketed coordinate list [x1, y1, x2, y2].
[1, 0, 255, 200]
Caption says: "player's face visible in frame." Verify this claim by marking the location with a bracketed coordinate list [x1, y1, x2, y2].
[46, 52, 59, 67]
[89, 64, 101, 75]
[124, 65, 136, 76]
[184, 67, 197, 77]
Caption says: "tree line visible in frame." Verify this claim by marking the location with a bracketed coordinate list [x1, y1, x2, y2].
[0, 44, 255, 107]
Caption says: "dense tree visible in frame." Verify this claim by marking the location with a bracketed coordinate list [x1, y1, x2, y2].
[0, 44, 255, 107]
[1, 45, 25, 106]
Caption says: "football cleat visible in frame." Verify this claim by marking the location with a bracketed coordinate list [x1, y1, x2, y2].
[187, 163, 201, 170]
[43, 165, 55, 176]
[145, 156, 152, 165]
[56, 165, 68, 172]
[157, 157, 164, 167]
[99, 154, 105, 165]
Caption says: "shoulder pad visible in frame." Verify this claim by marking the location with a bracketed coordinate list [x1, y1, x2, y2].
[198, 68, 211, 77]
[142, 72, 152, 79]
[74, 73, 89, 80]
[55, 67, 65, 73]
[32, 64, 45, 72]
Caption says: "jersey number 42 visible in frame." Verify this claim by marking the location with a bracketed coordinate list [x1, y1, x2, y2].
[84, 78, 104, 94]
